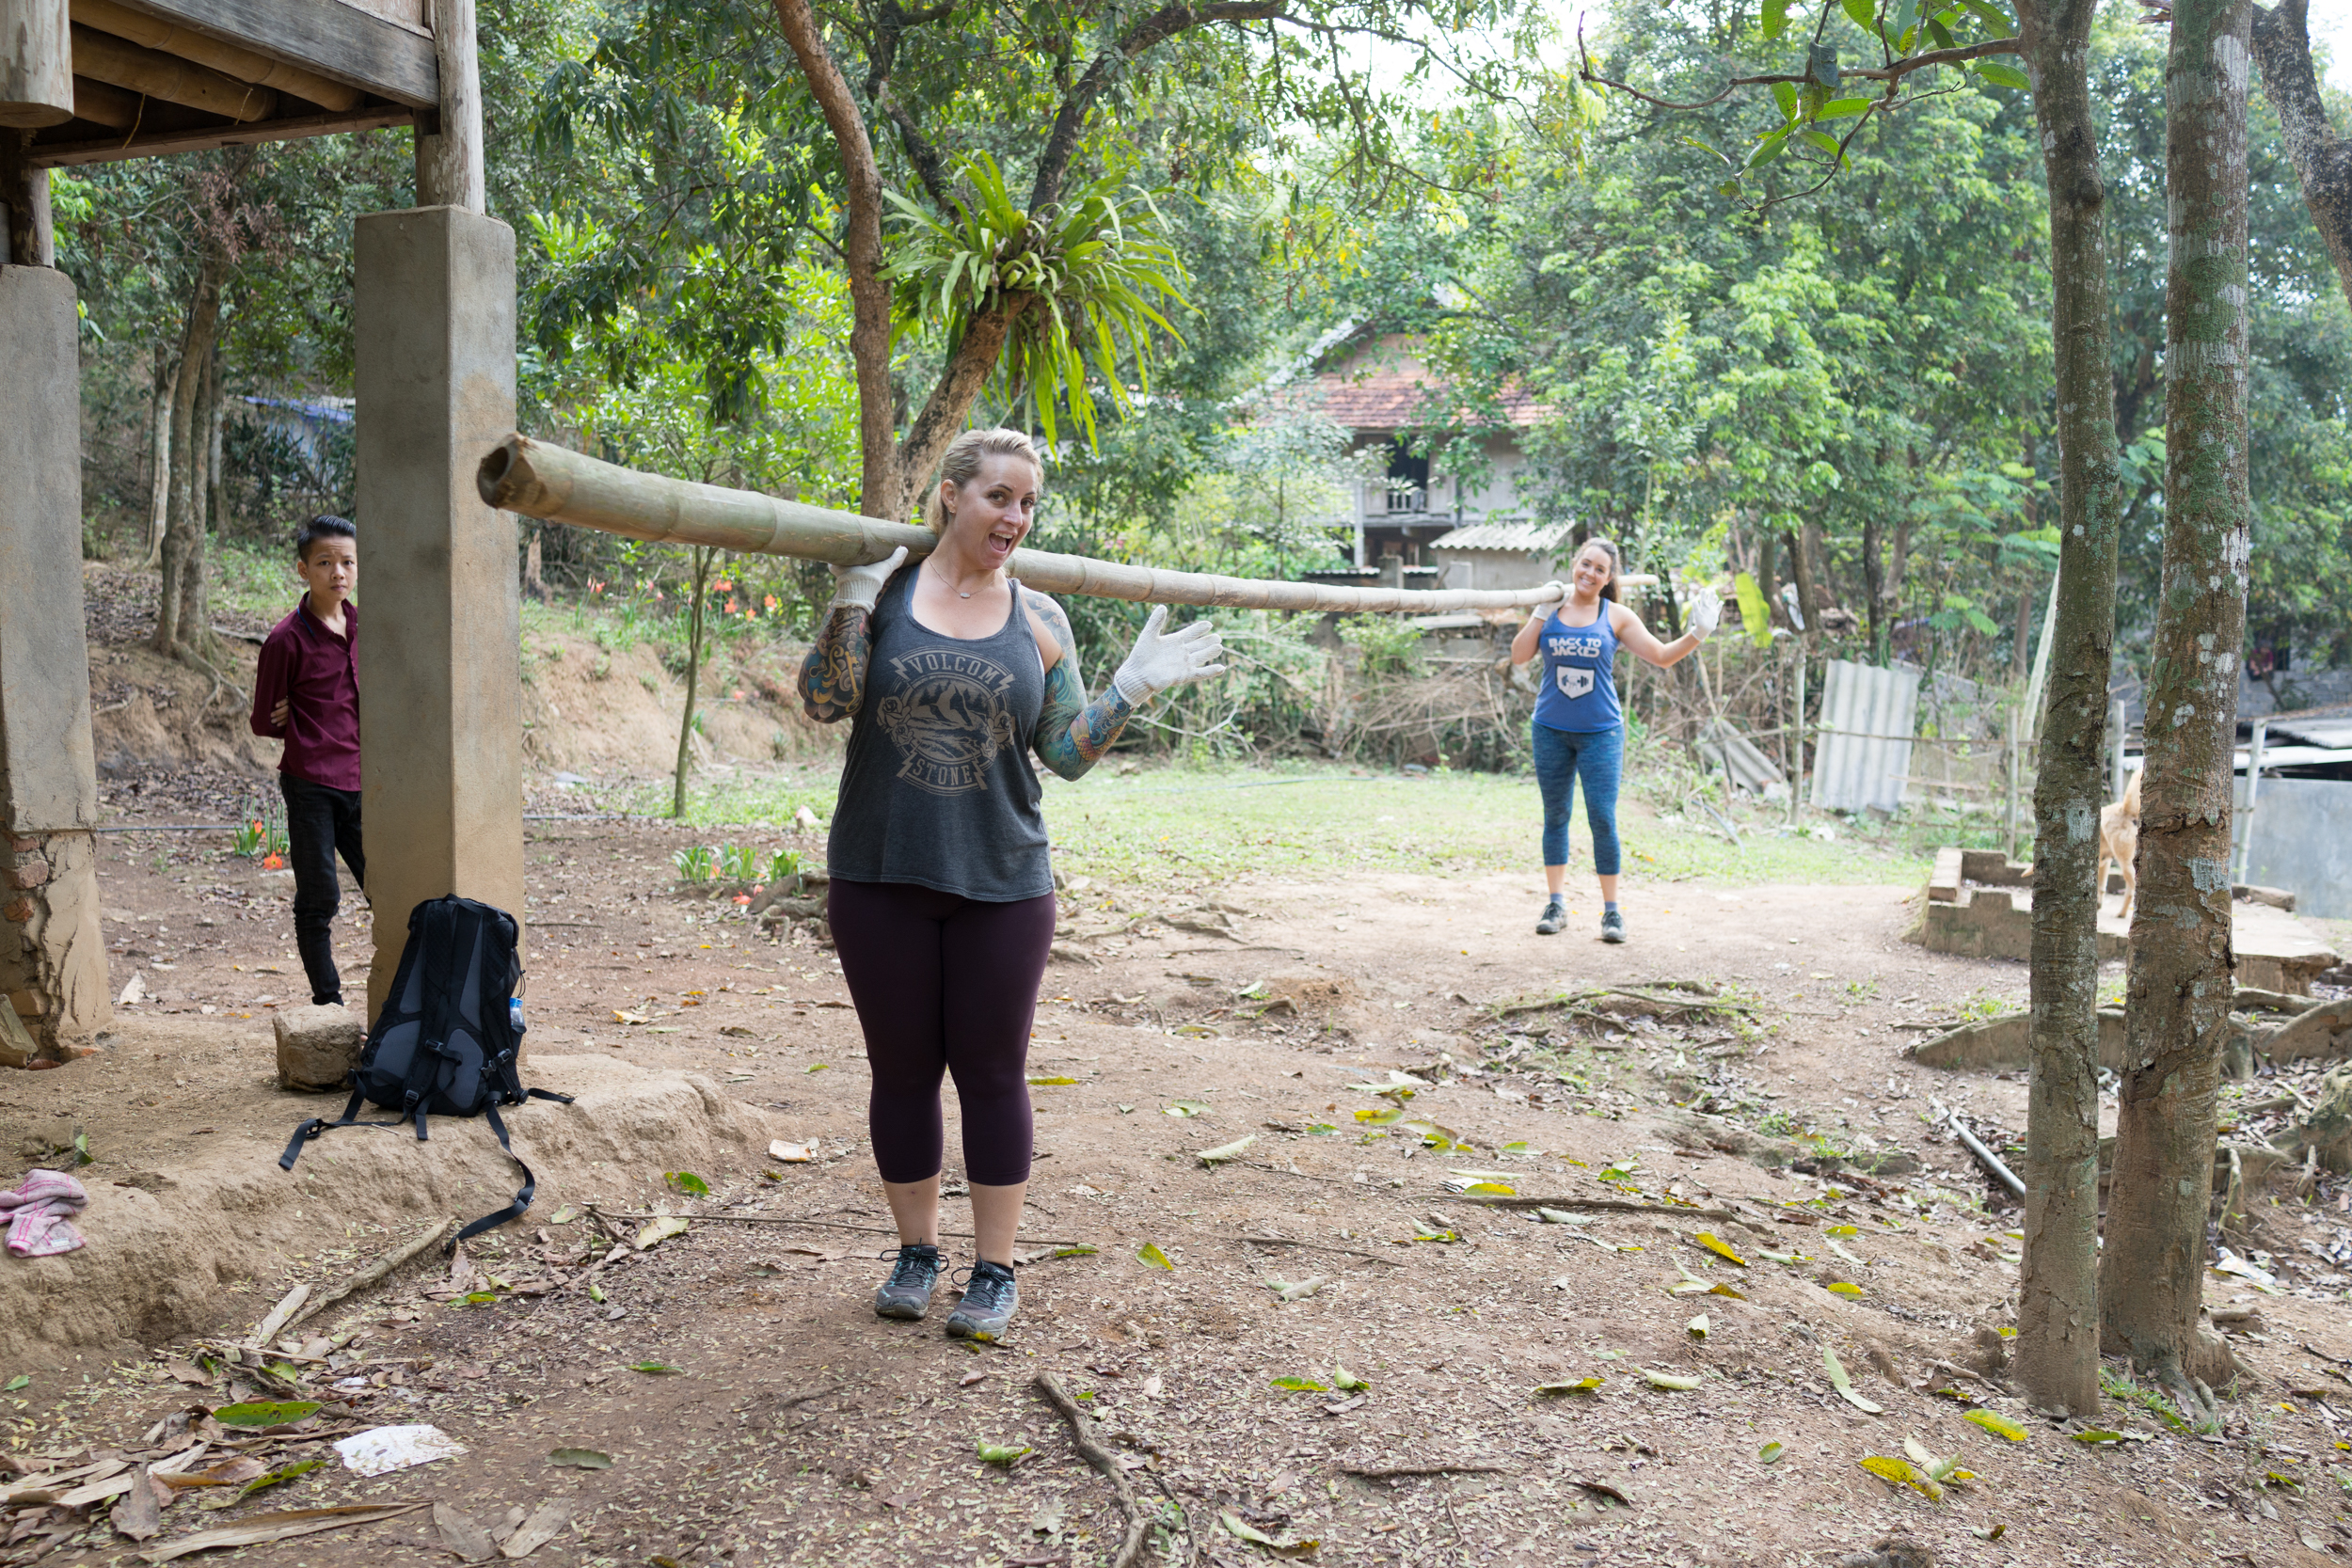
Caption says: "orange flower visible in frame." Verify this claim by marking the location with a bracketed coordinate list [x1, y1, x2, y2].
[262, 853, 284, 869]
[764, 594, 780, 612]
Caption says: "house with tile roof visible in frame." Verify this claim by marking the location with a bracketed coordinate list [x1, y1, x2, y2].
[1253, 324, 1547, 583]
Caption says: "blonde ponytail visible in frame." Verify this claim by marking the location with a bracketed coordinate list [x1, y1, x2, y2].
[920, 427, 1044, 534]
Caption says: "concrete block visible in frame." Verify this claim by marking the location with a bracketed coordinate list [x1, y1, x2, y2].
[0, 267, 108, 1058]
[0, 266, 98, 836]
[353, 207, 521, 1027]
[275, 1003, 364, 1091]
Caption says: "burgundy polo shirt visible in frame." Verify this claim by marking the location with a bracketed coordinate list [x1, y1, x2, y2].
[250, 597, 361, 791]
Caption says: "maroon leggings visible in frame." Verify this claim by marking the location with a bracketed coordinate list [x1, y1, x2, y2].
[827, 879, 1057, 1187]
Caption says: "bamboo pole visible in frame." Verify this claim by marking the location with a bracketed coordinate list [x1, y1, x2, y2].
[477, 435, 1635, 615]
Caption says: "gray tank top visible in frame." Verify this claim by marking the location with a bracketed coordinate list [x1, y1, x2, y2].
[826, 569, 1053, 901]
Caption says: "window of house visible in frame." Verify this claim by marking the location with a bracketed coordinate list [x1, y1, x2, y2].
[1385, 443, 1430, 513]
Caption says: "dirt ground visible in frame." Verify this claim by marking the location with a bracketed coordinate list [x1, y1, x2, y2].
[19, 572, 2352, 1567]
[6, 808, 2352, 1568]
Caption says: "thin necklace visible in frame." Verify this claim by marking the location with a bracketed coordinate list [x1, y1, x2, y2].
[930, 559, 976, 599]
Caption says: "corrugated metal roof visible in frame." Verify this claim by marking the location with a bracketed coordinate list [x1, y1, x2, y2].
[1428, 519, 1577, 554]
[1811, 658, 1921, 813]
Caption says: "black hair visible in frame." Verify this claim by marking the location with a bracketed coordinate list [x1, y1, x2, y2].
[296, 515, 356, 561]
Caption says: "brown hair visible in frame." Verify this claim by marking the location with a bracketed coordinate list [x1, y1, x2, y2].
[920, 427, 1044, 534]
[1574, 536, 1622, 604]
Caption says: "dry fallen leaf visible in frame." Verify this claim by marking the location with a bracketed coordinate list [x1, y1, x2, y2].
[434, 1501, 498, 1563]
[499, 1498, 576, 1560]
[137, 1503, 425, 1565]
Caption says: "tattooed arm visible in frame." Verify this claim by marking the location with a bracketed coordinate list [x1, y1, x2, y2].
[798, 605, 875, 722]
[799, 547, 904, 722]
[1025, 594, 1136, 780]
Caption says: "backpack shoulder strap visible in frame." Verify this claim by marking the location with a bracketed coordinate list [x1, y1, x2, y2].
[278, 1084, 367, 1171]
[452, 1102, 539, 1248]
[399, 901, 469, 1138]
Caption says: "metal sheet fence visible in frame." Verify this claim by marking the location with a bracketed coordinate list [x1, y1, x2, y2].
[1810, 658, 1922, 813]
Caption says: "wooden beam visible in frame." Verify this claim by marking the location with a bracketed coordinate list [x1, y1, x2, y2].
[71, 0, 360, 110]
[87, 0, 433, 109]
[24, 101, 410, 165]
[0, 0, 76, 128]
[412, 0, 479, 210]
[68, 72, 138, 127]
[1, 130, 55, 262]
[70, 23, 277, 119]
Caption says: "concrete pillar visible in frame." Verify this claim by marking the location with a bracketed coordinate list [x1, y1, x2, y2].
[353, 206, 520, 1023]
[0, 263, 109, 1062]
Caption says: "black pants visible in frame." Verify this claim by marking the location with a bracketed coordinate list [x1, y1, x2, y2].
[280, 773, 365, 1006]
[827, 879, 1057, 1188]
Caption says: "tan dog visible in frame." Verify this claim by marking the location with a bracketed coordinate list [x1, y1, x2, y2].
[2098, 765, 2143, 923]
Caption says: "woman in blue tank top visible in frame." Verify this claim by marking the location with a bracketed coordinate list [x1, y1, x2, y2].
[797, 428, 1227, 1343]
[1509, 538, 1720, 942]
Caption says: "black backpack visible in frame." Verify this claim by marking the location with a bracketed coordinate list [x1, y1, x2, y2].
[279, 895, 573, 1247]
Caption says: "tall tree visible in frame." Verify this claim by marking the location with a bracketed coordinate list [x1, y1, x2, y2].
[1565, 0, 2123, 1413]
[2249, 0, 2352, 309]
[2098, 0, 2254, 1410]
[2009, 0, 2124, 1418]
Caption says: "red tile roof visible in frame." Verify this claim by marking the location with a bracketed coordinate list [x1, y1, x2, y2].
[1278, 335, 1544, 432]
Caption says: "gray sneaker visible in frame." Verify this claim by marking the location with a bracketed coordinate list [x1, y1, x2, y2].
[1535, 896, 1568, 935]
[945, 1259, 1019, 1342]
[873, 1243, 943, 1321]
[1600, 909, 1627, 944]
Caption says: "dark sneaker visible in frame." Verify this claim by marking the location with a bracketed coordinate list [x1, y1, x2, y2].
[945, 1259, 1019, 1342]
[1600, 910, 1627, 944]
[873, 1243, 943, 1321]
[1535, 896, 1568, 936]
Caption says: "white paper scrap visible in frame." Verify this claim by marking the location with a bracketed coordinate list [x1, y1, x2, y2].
[332, 1424, 468, 1477]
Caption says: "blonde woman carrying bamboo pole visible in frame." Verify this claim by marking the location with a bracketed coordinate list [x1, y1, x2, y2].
[798, 428, 1225, 1341]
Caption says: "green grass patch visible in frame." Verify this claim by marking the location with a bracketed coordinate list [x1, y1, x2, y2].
[655, 757, 1935, 890]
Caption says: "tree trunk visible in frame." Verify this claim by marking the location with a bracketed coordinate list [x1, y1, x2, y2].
[177, 350, 221, 662]
[523, 529, 547, 600]
[893, 295, 1034, 521]
[769, 0, 901, 521]
[1860, 512, 1888, 663]
[152, 254, 224, 655]
[2099, 0, 2254, 1403]
[1783, 527, 1817, 629]
[673, 546, 714, 818]
[1756, 527, 1780, 627]
[2010, 0, 2130, 1419]
[205, 374, 227, 537]
[2251, 0, 2352, 309]
[143, 359, 179, 568]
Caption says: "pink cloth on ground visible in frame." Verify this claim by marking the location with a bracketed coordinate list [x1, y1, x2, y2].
[0, 1169, 87, 1258]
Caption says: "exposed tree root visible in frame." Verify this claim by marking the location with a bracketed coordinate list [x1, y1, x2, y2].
[1035, 1371, 1150, 1568]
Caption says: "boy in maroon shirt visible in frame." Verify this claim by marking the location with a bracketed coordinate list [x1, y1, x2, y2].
[249, 516, 365, 1007]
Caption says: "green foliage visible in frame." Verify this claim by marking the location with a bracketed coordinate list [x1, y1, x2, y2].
[1338, 616, 1426, 677]
[886, 155, 1187, 450]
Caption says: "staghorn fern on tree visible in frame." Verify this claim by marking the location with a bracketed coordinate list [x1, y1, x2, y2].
[883, 153, 1188, 452]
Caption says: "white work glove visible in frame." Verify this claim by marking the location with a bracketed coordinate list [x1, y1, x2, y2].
[1112, 606, 1227, 705]
[828, 546, 907, 614]
[1686, 584, 1723, 641]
